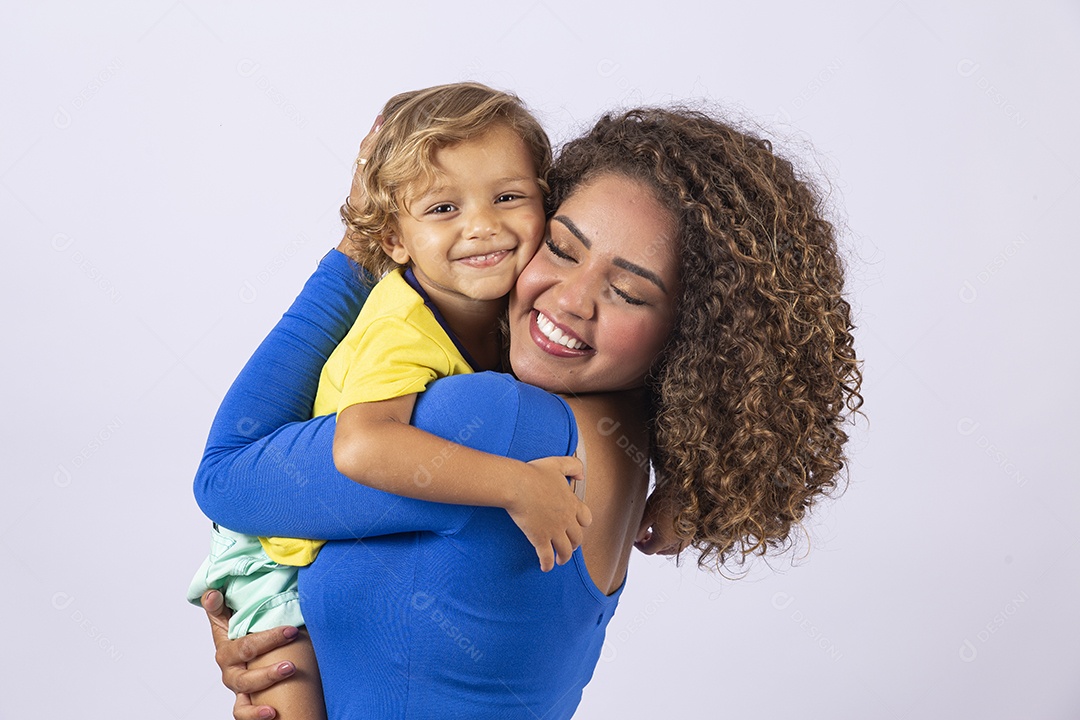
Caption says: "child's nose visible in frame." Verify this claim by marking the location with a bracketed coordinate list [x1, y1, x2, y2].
[463, 205, 498, 240]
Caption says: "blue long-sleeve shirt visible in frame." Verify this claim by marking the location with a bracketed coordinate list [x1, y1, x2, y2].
[194, 250, 623, 719]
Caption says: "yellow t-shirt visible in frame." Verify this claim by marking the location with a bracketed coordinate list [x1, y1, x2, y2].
[260, 268, 472, 565]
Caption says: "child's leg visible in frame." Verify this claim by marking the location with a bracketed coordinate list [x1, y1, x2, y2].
[247, 629, 325, 720]
[189, 526, 322, 717]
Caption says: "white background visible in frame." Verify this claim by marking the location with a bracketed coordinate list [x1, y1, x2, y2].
[4, 1, 1078, 718]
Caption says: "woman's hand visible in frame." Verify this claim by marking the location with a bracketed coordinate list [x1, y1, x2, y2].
[634, 491, 688, 556]
[336, 115, 383, 258]
[201, 590, 300, 720]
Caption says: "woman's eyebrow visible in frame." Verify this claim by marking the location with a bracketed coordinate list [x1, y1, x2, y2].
[552, 215, 591, 248]
[553, 214, 668, 294]
[613, 257, 667, 293]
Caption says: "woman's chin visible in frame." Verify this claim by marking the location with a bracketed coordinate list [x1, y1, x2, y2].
[510, 363, 561, 393]
[508, 352, 571, 393]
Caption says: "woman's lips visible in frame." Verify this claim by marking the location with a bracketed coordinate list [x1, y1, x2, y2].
[529, 310, 593, 357]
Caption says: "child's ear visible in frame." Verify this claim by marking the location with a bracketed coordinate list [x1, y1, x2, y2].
[380, 233, 411, 265]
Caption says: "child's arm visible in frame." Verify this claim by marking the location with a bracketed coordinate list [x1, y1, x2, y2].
[334, 396, 591, 572]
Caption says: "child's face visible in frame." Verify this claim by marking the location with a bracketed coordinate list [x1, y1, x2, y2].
[383, 124, 545, 306]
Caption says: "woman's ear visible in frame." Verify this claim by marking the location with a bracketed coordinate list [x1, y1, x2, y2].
[380, 233, 411, 265]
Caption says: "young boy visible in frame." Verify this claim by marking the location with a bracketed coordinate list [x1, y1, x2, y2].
[189, 83, 589, 719]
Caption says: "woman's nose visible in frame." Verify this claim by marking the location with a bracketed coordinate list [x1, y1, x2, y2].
[556, 269, 597, 320]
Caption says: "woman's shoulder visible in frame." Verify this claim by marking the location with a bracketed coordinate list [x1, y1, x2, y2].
[429, 372, 572, 418]
[416, 372, 578, 458]
[564, 392, 649, 453]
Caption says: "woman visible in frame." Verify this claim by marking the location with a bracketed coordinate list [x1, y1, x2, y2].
[196, 107, 862, 719]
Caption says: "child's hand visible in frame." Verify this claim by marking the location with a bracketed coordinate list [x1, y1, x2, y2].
[507, 456, 591, 572]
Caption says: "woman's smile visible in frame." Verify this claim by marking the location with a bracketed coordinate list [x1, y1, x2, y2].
[530, 310, 593, 354]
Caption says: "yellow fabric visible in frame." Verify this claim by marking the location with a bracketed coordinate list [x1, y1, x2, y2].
[260, 268, 473, 566]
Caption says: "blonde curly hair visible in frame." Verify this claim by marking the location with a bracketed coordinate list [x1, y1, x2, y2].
[547, 108, 863, 569]
[340, 82, 551, 281]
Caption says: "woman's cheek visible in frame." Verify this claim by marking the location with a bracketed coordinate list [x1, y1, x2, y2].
[610, 314, 671, 374]
[515, 257, 559, 304]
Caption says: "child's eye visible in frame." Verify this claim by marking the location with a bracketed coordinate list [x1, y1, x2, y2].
[496, 193, 524, 203]
[612, 286, 647, 306]
[428, 203, 457, 215]
[544, 235, 575, 261]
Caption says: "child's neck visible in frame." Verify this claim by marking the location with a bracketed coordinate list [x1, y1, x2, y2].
[411, 273, 506, 372]
[442, 301, 505, 372]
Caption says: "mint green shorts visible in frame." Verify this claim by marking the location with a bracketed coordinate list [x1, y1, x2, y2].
[186, 524, 305, 639]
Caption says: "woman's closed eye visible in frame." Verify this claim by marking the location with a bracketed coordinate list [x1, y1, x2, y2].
[544, 235, 576, 262]
[612, 285, 647, 306]
[546, 236, 648, 306]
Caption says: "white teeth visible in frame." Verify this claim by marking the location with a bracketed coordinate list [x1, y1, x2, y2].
[536, 312, 587, 350]
[462, 250, 507, 263]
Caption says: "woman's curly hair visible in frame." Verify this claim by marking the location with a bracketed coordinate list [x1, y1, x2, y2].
[340, 82, 551, 282]
[547, 108, 863, 570]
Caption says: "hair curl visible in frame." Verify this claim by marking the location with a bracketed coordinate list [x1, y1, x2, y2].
[548, 108, 863, 570]
[340, 82, 551, 281]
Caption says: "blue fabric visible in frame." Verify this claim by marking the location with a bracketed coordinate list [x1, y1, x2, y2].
[193, 249, 623, 719]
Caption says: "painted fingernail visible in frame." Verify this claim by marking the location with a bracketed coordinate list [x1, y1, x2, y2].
[283, 626, 299, 639]
[277, 662, 295, 677]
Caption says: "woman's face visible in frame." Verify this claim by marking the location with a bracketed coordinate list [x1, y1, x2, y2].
[509, 173, 681, 395]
